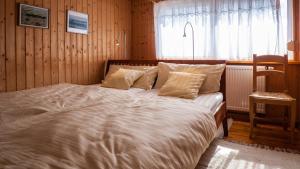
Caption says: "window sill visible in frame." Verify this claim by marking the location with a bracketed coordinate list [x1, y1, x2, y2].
[226, 60, 300, 65]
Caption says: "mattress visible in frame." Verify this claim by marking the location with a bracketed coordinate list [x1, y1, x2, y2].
[0, 84, 218, 169]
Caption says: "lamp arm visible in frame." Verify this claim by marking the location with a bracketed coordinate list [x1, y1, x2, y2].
[183, 22, 195, 60]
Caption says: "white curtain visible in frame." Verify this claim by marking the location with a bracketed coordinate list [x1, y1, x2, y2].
[154, 0, 290, 60]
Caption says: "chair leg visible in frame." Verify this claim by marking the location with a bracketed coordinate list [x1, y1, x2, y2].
[249, 97, 255, 139]
[290, 101, 296, 143]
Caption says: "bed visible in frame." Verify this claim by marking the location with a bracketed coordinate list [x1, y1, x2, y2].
[0, 60, 227, 169]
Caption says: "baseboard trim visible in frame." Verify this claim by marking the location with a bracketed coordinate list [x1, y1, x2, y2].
[228, 110, 300, 128]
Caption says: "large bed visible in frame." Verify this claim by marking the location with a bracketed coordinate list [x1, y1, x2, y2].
[0, 60, 227, 169]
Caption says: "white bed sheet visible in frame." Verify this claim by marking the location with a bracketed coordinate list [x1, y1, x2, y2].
[127, 88, 223, 115]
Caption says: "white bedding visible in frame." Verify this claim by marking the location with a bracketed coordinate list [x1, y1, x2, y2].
[144, 89, 223, 115]
[0, 84, 218, 169]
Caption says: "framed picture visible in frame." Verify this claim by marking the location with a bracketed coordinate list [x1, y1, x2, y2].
[67, 10, 88, 34]
[19, 4, 49, 29]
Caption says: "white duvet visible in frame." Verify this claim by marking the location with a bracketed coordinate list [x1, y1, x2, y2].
[0, 84, 217, 169]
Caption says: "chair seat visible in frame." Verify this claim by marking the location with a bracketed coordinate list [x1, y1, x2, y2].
[250, 91, 295, 102]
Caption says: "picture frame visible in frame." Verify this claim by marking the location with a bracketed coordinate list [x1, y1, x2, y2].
[67, 10, 88, 35]
[19, 3, 49, 29]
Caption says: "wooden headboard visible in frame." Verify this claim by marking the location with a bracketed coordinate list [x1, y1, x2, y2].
[105, 60, 226, 102]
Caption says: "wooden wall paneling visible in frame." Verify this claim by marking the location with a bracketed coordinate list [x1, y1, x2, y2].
[115, 0, 119, 59]
[77, 0, 83, 84]
[118, 1, 122, 59]
[106, 0, 110, 60]
[111, 0, 115, 60]
[82, 0, 88, 84]
[43, 0, 51, 86]
[0, 0, 5, 92]
[70, 0, 77, 83]
[298, 65, 300, 122]
[51, 0, 59, 84]
[126, 0, 131, 59]
[289, 65, 300, 122]
[1, 0, 132, 92]
[119, 0, 123, 59]
[116, 0, 120, 59]
[121, 0, 124, 59]
[113, 0, 117, 59]
[64, 0, 71, 83]
[147, 0, 155, 59]
[131, 0, 138, 60]
[102, 0, 107, 62]
[111, 0, 114, 59]
[34, 0, 44, 87]
[15, 0, 26, 90]
[25, 0, 35, 89]
[294, 0, 299, 60]
[112, 0, 115, 59]
[92, 0, 98, 83]
[131, 0, 157, 60]
[107, 0, 111, 60]
[127, 0, 131, 59]
[122, 0, 126, 59]
[5, 0, 17, 91]
[110, 0, 116, 59]
[87, 0, 93, 83]
[97, 0, 103, 81]
[58, 0, 66, 83]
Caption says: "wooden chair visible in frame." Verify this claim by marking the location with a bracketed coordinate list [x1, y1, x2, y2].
[249, 54, 296, 142]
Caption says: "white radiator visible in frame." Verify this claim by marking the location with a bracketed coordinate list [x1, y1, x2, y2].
[226, 66, 265, 112]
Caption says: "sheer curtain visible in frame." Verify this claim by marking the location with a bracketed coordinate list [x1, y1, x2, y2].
[154, 0, 290, 60]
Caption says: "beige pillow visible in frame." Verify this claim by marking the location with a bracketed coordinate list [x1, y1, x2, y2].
[102, 69, 144, 90]
[105, 65, 158, 90]
[154, 62, 225, 94]
[132, 67, 158, 90]
[159, 72, 207, 99]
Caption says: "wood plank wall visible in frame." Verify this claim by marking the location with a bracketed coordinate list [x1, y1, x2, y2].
[131, 0, 155, 60]
[0, 0, 132, 92]
[296, 0, 300, 60]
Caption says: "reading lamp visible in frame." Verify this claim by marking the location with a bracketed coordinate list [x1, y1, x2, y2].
[183, 21, 195, 60]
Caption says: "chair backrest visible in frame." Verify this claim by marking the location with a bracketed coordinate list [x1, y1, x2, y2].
[253, 54, 288, 93]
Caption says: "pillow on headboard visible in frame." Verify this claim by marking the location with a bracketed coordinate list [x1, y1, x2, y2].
[105, 65, 158, 90]
[102, 69, 144, 90]
[155, 62, 225, 94]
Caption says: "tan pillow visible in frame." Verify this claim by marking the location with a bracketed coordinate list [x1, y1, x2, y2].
[105, 65, 158, 90]
[154, 62, 225, 94]
[132, 67, 158, 90]
[102, 69, 144, 90]
[159, 72, 207, 99]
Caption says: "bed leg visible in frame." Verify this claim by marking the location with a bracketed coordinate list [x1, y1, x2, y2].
[223, 114, 228, 137]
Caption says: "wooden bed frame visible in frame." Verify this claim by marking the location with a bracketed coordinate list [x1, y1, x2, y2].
[105, 60, 228, 137]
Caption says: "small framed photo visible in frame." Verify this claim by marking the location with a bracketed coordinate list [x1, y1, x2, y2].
[67, 10, 88, 34]
[19, 4, 49, 29]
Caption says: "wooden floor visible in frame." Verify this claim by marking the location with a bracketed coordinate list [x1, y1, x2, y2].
[225, 121, 300, 151]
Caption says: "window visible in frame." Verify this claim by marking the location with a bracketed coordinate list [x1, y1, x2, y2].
[154, 0, 292, 60]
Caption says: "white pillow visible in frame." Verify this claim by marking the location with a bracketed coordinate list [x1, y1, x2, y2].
[158, 72, 207, 99]
[102, 69, 144, 90]
[155, 62, 225, 94]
